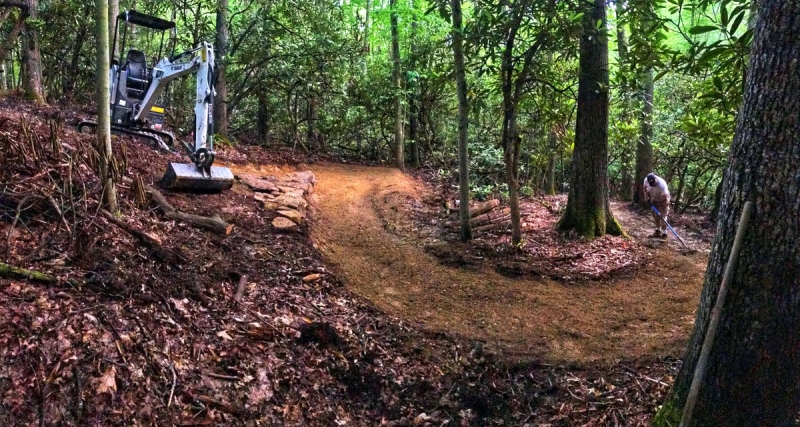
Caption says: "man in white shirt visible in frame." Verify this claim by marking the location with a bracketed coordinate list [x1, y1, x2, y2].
[644, 173, 670, 238]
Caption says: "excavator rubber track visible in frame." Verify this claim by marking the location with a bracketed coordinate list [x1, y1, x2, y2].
[160, 162, 234, 192]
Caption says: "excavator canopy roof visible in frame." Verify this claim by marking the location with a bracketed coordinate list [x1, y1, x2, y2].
[118, 10, 175, 31]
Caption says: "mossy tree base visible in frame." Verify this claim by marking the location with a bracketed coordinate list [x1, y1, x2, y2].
[558, 201, 625, 240]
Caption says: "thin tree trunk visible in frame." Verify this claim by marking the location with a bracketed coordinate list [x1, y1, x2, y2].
[615, 0, 634, 201]
[544, 128, 557, 195]
[214, 0, 229, 138]
[408, 6, 419, 168]
[364, 0, 370, 54]
[653, 1, 800, 424]
[109, 0, 119, 58]
[96, 0, 118, 213]
[452, 0, 471, 241]
[633, 66, 654, 206]
[256, 91, 269, 145]
[558, 0, 623, 239]
[390, 0, 404, 170]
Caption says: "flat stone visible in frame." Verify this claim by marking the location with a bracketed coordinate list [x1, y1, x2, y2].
[272, 217, 299, 231]
[254, 192, 275, 202]
[277, 209, 303, 225]
[280, 182, 314, 195]
[262, 201, 280, 211]
[239, 175, 280, 193]
[288, 171, 317, 186]
[274, 194, 307, 212]
[278, 186, 306, 197]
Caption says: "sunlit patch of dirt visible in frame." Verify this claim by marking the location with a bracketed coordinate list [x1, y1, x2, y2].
[309, 162, 710, 363]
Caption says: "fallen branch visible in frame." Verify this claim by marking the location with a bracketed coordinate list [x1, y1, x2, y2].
[145, 185, 233, 235]
[234, 274, 248, 303]
[102, 210, 163, 247]
[0, 261, 56, 283]
[473, 221, 511, 234]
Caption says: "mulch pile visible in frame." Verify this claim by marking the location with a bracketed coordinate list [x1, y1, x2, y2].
[0, 95, 678, 426]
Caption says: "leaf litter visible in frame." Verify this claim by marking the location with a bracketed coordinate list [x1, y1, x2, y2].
[0, 95, 689, 425]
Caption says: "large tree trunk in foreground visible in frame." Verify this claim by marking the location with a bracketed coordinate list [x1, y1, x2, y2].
[558, 0, 623, 239]
[451, 0, 471, 241]
[653, 1, 800, 425]
[21, 0, 44, 103]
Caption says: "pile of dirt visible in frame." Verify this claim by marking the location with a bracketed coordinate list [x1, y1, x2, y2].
[0, 95, 695, 425]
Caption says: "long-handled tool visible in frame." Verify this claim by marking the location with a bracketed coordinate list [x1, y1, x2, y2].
[651, 204, 695, 252]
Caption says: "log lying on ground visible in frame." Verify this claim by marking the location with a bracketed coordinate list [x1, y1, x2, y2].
[0, 261, 56, 283]
[445, 206, 510, 228]
[146, 185, 233, 235]
[446, 198, 500, 217]
[102, 210, 163, 247]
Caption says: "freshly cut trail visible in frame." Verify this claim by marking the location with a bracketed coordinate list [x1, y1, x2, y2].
[309, 162, 706, 363]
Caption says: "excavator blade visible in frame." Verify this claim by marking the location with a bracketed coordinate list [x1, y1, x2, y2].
[160, 162, 234, 192]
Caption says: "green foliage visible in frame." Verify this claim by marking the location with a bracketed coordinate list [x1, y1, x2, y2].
[2, 0, 744, 215]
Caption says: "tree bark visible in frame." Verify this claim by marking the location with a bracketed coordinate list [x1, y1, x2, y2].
[633, 66, 654, 206]
[558, 0, 623, 239]
[451, 0, 471, 241]
[21, 0, 44, 103]
[214, 0, 229, 138]
[408, 6, 420, 168]
[615, 0, 634, 201]
[544, 128, 557, 195]
[96, 0, 119, 213]
[653, 1, 800, 425]
[257, 91, 269, 145]
[109, 0, 119, 58]
[390, 0, 404, 170]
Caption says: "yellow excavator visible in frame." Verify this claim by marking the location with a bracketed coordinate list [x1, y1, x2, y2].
[79, 10, 233, 192]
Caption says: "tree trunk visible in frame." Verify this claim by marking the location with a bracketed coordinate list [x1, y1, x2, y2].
[653, 1, 800, 425]
[633, 66, 654, 206]
[390, 0, 404, 170]
[307, 94, 320, 150]
[544, 128, 557, 195]
[408, 7, 420, 168]
[96, 0, 118, 213]
[256, 91, 269, 145]
[109, 0, 119, 58]
[452, 0, 471, 242]
[21, 0, 44, 103]
[558, 0, 623, 239]
[63, 20, 89, 98]
[615, 0, 634, 201]
[364, 0, 371, 54]
[214, 0, 229, 139]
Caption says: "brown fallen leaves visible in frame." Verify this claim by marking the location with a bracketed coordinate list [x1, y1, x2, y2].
[0, 96, 680, 426]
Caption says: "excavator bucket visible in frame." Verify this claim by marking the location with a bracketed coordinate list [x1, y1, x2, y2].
[160, 162, 235, 192]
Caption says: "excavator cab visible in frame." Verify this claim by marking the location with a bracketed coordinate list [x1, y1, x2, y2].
[109, 10, 173, 133]
[79, 10, 234, 192]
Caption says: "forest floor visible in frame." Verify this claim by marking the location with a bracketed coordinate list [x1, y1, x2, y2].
[0, 94, 715, 426]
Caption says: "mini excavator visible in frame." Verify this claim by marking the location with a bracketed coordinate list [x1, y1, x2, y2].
[78, 10, 233, 192]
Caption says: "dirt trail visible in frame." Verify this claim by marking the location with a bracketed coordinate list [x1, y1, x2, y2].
[309, 163, 708, 364]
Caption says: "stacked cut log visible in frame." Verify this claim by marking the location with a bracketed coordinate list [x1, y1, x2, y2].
[444, 199, 511, 233]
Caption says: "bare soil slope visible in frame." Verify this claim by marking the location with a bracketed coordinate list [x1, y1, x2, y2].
[310, 162, 709, 363]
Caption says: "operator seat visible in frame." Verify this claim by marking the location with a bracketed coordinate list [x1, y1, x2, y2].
[125, 49, 149, 100]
